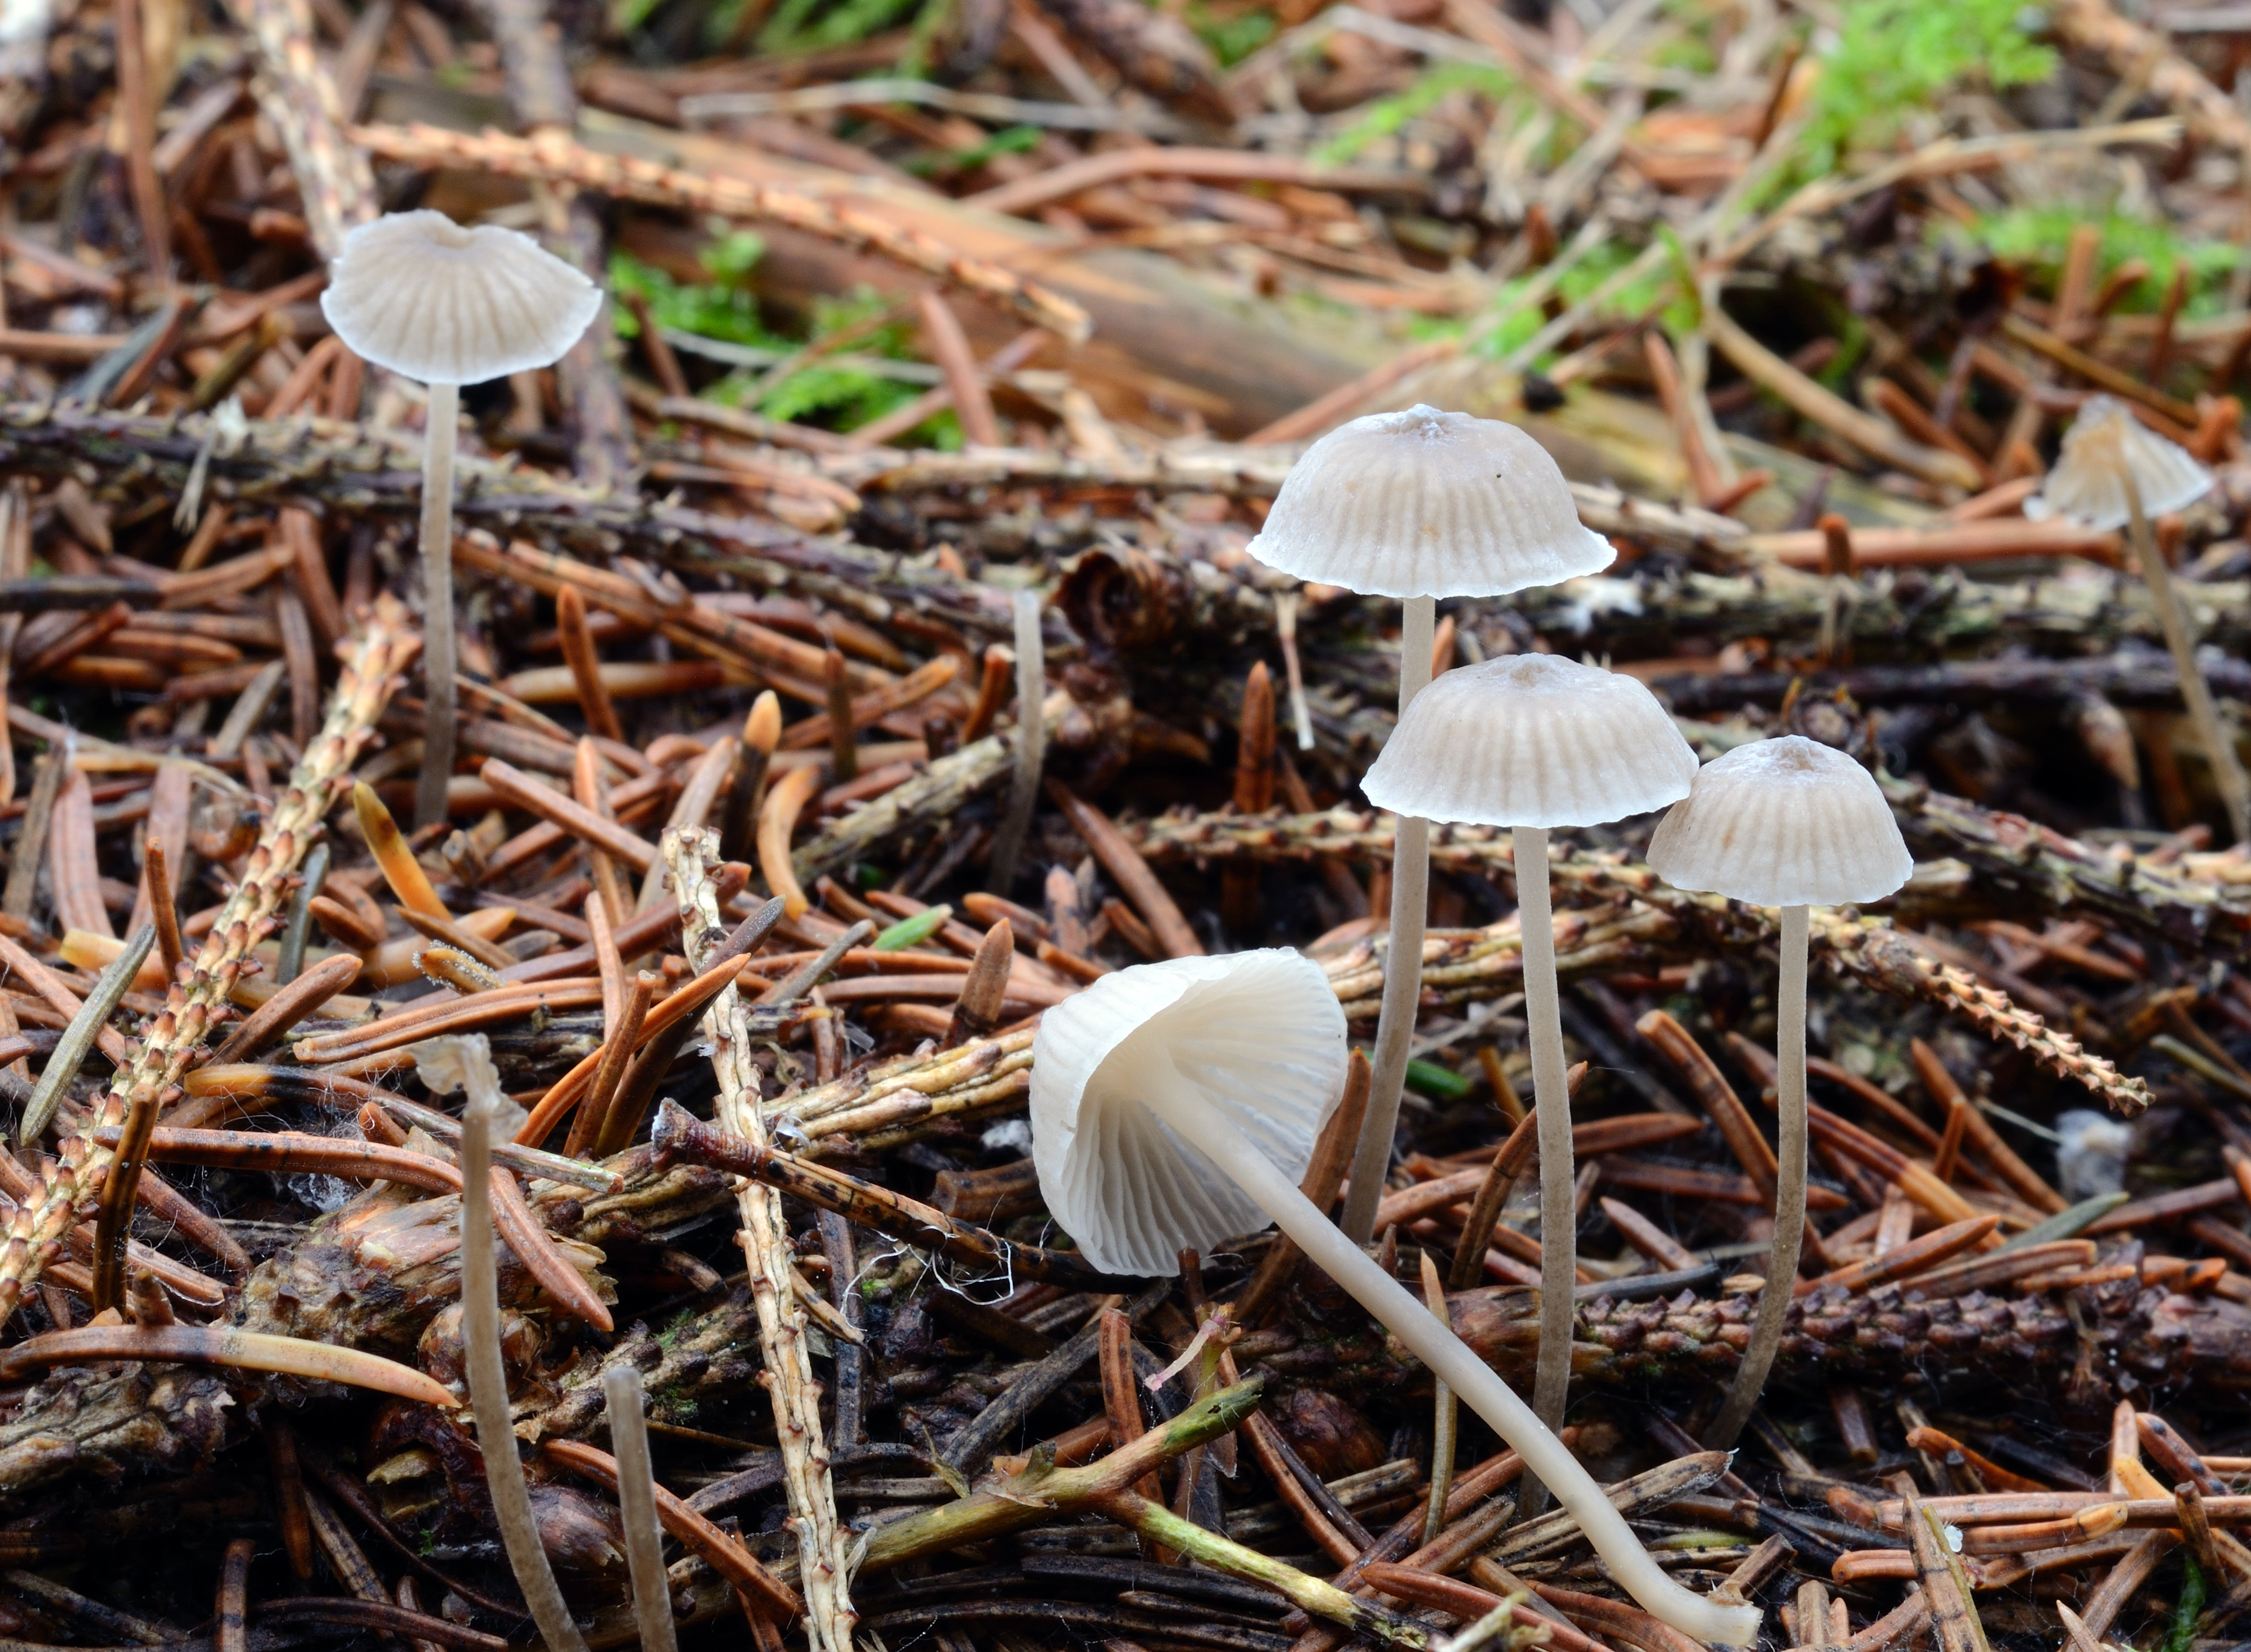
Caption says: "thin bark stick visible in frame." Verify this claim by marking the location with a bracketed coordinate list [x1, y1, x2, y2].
[664, 827, 854, 1652]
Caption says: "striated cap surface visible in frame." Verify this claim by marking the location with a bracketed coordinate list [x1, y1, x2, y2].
[1031, 950, 1346, 1278]
[1362, 653, 1696, 828]
[2025, 395, 2211, 530]
[1647, 735, 1912, 906]
[321, 211, 602, 385]
[1248, 404, 1615, 598]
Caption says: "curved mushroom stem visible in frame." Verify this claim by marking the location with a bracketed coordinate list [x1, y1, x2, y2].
[1149, 1091, 1761, 1648]
[1513, 823, 1572, 1519]
[604, 1365, 681, 1652]
[1704, 901, 1809, 1451]
[2123, 472, 2251, 845]
[415, 380, 461, 831]
[459, 1053, 593, 1652]
[1342, 592, 1436, 1243]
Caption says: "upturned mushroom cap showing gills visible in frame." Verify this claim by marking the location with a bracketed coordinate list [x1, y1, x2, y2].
[1248, 404, 1615, 598]
[2025, 395, 2212, 530]
[1031, 950, 1347, 1277]
[1362, 653, 1698, 828]
[320, 211, 603, 386]
[1647, 736, 1913, 908]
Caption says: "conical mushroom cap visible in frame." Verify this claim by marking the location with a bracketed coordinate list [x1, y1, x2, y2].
[1248, 404, 1615, 598]
[1362, 653, 1697, 828]
[2024, 395, 2211, 530]
[1647, 736, 1912, 907]
[320, 211, 602, 386]
[1030, 950, 1347, 1278]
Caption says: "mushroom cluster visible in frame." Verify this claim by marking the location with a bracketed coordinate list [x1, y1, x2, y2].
[1026, 406, 1932, 1647]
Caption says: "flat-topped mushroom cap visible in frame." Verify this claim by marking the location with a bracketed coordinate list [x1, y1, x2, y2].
[1031, 950, 1347, 1278]
[321, 211, 602, 385]
[1361, 653, 1697, 828]
[1248, 404, 1615, 598]
[1647, 736, 1912, 907]
[2025, 395, 2212, 530]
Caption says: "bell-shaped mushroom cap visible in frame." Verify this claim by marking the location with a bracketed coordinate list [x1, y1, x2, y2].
[2025, 395, 2211, 530]
[1031, 950, 1348, 1277]
[1248, 404, 1615, 598]
[1647, 736, 1912, 907]
[1362, 654, 1696, 828]
[320, 211, 602, 385]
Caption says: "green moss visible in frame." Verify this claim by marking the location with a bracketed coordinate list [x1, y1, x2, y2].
[1312, 62, 1516, 166]
[757, 0, 925, 53]
[1805, 0, 2054, 173]
[1189, 2, 1274, 66]
[1967, 208, 2243, 317]
[609, 248, 953, 442]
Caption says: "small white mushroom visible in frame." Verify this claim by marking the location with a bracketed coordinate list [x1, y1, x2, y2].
[1247, 406, 1617, 1247]
[321, 212, 602, 830]
[1647, 736, 1911, 1449]
[2024, 397, 2249, 844]
[1362, 653, 1696, 1490]
[1030, 950, 1760, 1648]
[2025, 396, 2211, 530]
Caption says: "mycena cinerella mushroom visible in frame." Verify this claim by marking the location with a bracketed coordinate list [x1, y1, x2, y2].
[1646, 736, 1911, 1449]
[1246, 405, 1616, 1247]
[1029, 949, 1762, 1647]
[321, 212, 602, 830]
[1360, 652, 1695, 1503]
[2025, 395, 2249, 844]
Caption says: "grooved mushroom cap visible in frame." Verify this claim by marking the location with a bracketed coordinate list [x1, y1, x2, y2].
[1248, 404, 1615, 598]
[1031, 951, 1348, 1278]
[320, 211, 602, 385]
[2025, 395, 2212, 530]
[1646, 736, 1913, 907]
[1361, 654, 1697, 828]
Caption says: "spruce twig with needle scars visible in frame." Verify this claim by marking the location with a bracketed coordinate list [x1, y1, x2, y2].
[665, 825, 855, 1652]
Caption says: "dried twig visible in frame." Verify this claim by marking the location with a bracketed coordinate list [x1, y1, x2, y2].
[664, 827, 853, 1652]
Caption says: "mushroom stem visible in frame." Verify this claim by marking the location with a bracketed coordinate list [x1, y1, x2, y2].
[603, 1365, 681, 1652]
[415, 380, 461, 831]
[460, 1062, 593, 1652]
[1512, 822, 1573, 1519]
[1342, 591, 1436, 1243]
[1704, 901, 1808, 1451]
[1147, 1089, 1760, 1648]
[2122, 472, 2251, 845]
[987, 588, 1047, 893]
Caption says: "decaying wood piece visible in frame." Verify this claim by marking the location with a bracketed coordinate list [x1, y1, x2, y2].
[0, 402, 1024, 640]
[664, 827, 853, 1652]
[1254, 1277, 2251, 1401]
[0, 597, 419, 1322]
[352, 123, 1092, 343]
